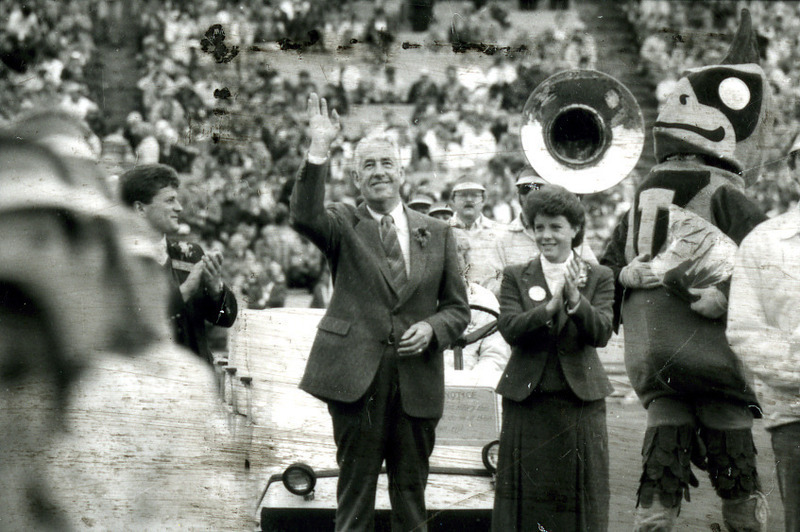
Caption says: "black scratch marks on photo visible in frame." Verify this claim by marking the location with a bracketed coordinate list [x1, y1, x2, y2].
[337, 38, 360, 51]
[657, 27, 728, 44]
[450, 41, 528, 55]
[213, 87, 232, 100]
[402, 42, 422, 50]
[200, 24, 240, 63]
[277, 30, 321, 51]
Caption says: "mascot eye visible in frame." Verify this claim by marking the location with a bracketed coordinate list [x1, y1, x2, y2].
[718, 77, 750, 110]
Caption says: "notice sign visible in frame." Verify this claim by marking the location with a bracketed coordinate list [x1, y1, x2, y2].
[437, 386, 500, 446]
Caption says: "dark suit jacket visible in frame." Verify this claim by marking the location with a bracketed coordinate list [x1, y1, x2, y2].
[496, 258, 615, 402]
[166, 240, 238, 365]
[290, 161, 470, 419]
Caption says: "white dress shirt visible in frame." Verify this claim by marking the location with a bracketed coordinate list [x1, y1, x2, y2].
[540, 250, 571, 295]
[155, 235, 169, 266]
[367, 202, 410, 276]
[540, 251, 581, 314]
[728, 208, 800, 427]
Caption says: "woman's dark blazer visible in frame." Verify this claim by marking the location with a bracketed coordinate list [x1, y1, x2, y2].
[496, 257, 615, 402]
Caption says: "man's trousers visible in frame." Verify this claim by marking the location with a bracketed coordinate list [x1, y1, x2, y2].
[327, 353, 438, 532]
[770, 421, 800, 532]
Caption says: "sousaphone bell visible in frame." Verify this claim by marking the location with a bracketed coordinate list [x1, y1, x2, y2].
[520, 69, 645, 194]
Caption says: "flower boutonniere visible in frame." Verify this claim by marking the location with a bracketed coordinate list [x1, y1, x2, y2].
[412, 227, 431, 248]
[177, 241, 193, 257]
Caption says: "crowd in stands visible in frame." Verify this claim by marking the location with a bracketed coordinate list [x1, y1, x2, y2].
[5, 0, 800, 309]
[98, 0, 600, 310]
[0, 1, 101, 124]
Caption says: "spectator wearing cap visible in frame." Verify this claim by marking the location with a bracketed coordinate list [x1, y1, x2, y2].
[449, 177, 505, 288]
[408, 193, 434, 214]
[488, 167, 597, 295]
[428, 201, 453, 222]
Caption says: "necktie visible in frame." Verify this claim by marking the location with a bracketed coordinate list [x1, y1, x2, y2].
[380, 215, 407, 288]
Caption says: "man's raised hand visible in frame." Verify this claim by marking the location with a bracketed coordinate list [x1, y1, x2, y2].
[307, 93, 340, 160]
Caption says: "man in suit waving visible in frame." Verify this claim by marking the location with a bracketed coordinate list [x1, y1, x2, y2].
[291, 94, 470, 531]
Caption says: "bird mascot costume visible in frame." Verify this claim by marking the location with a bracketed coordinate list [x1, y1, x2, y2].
[601, 9, 771, 532]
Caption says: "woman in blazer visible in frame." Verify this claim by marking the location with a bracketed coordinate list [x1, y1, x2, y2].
[491, 185, 615, 532]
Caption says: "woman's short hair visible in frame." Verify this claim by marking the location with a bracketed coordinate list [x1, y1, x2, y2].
[523, 184, 586, 248]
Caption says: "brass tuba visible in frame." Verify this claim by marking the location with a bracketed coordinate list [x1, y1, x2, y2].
[520, 69, 644, 194]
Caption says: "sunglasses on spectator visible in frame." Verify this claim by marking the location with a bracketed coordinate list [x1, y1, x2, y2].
[517, 183, 543, 195]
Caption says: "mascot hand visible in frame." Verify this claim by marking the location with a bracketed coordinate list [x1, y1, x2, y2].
[688, 286, 728, 319]
[619, 254, 661, 289]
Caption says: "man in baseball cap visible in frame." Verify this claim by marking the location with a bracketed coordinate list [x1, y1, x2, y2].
[408, 193, 435, 214]
[448, 176, 504, 288]
[428, 201, 453, 221]
[514, 166, 548, 194]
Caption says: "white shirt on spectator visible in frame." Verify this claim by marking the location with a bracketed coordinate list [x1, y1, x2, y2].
[727, 207, 800, 428]
[450, 213, 504, 288]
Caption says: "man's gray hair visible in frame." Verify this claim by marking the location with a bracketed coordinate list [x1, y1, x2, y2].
[354, 130, 403, 170]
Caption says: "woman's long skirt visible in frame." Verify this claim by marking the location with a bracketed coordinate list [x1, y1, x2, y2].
[491, 392, 609, 532]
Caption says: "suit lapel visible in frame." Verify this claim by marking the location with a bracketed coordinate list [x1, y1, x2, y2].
[521, 259, 550, 305]
[354, 203, 401, 296]
[397, 207, 430, 306]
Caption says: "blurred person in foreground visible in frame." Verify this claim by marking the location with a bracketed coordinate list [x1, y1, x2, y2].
[489, 166, 597, 295]
[0, 134, 146, 530]
[492, 185, 614, 531]
[119, 163, 238, 366]
[12, 108, 110, 196]
[0, 135, 247, 529]
[449, 177, 505, 289]
[291, 94, 469, 531]
[727, 203, 800, 531]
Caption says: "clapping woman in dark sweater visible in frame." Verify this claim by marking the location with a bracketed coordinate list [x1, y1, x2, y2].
[492, 185, 615, 531]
